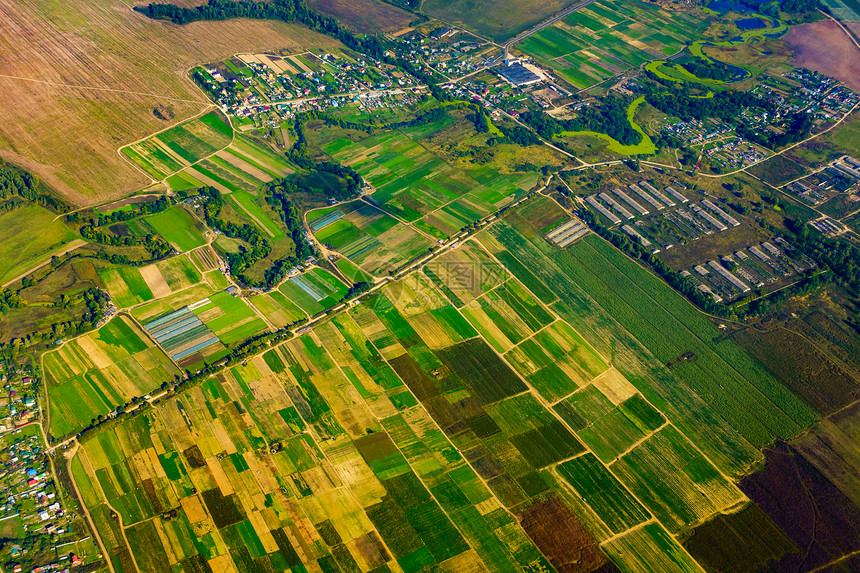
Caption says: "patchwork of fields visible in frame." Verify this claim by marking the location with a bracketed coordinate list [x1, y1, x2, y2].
[99, 255, 202, 308]
[519, 0, 710, 88]
[52, 182, 847, 572]
[44, 316, 179, 437]
[278, 267, 349, 316]
[121, 111, 294, 193]
[322, 125, 539, 238]
[310, 201, 432, 276]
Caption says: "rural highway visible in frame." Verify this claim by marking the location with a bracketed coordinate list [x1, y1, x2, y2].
[502, 0, 595, 59]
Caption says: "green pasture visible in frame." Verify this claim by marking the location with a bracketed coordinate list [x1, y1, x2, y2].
[144, 206, 207, 252]
[0, 204, 78, 285]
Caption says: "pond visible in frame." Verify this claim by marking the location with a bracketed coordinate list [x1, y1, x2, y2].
[736, 17, 767, 30]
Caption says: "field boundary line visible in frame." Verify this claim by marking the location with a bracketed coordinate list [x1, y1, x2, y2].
[0, 74, 210, 104]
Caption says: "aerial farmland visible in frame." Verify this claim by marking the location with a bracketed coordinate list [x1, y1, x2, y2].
[1, 0, 860, 571]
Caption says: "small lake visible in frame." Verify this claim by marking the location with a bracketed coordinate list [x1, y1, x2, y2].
[736, 17, 767, 30]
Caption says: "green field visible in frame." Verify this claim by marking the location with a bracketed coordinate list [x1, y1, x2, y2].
[248, 291, 307, 327]
[98, 265, 154, 308]
[120, 112, 233, 180]
[481, 212, 816, 476]
[0, 204, 78, 285]
[44, 316, 179, 438]
[322, 126, 538, 237]
[144, 206, 207, 252]
[192, 291, 269, 345]
[279, 267, 349, 315]
[519, 0, 710, 88]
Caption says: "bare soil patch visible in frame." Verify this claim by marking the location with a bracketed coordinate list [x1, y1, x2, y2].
[307, 0, 413, 33]
[785, 20, 860, 92]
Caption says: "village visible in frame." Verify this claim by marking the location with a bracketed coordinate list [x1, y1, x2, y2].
[0, 370, 100, 573]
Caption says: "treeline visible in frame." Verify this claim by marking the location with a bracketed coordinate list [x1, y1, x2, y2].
[136, 0, 388, 60]
[199, 186, 273, 285]
[0, 288, 110, 355]
[263, 179, 314, 285]
[517, 96, 643, 147]
[680, 60, 737, 82]
[737, 111, 812, 148]
[0, 163, 69, 212]
[67, 195, 172, 226]
[79, 226, 173, 259]
[642, 82, 770, 122]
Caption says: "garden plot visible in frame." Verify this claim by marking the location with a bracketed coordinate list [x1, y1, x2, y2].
[279, 267, 349, 315]
[143, 206, 207, 252]
[312, 200, 431, 276]
[519, 0, 709, 88]
[44, 316, 179, 438]
[121, 112, 233, 180]
[99, 256, 201, 309]
[142, 304, 220, 362]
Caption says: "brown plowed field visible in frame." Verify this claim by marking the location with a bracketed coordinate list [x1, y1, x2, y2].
[0, 0, 339, 206]
[785, 19, 860, 92]
[307, 0, 413, 33]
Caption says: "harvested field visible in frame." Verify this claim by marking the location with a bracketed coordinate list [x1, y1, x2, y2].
[518, 496, 608, 573]
[0, 0, 339, 205]
[307, 0, 413, 33]
[739, 440, 860, 572]
[785, 20, 860, 92]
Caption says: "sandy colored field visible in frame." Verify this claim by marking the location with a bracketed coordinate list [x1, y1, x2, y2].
[215, 149, 273, 182]
[591, 367, 636, 405]
[0, 0, 340, 206]
[785, 20, 860, 91]
[139, 264, 171, 299]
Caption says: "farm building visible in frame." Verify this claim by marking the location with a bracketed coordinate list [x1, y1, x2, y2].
[498, 63, 542, 87]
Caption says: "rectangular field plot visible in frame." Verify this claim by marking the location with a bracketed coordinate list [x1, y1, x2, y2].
[278, 267, 349, 316]
[121, 111, 233, 180]
[192, 291, 269, 345]
[44, 316, 179, 438]
[556, 453, 650, 534]
[611, 426, 743, 533]
[143, 305, 220, 361]
[506, 321, 608, 402]
[98, 265, 154, 309]
[554, 377, 667, 463]
[143, 206, 207, 252]
[603, 522, 704, 573]
[311, 200, 432, 276]
[323, 127, 538, 235]
[518, 0, 710, 88]
[100, 256, 202, 308]
[248, 291, 307, 327]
